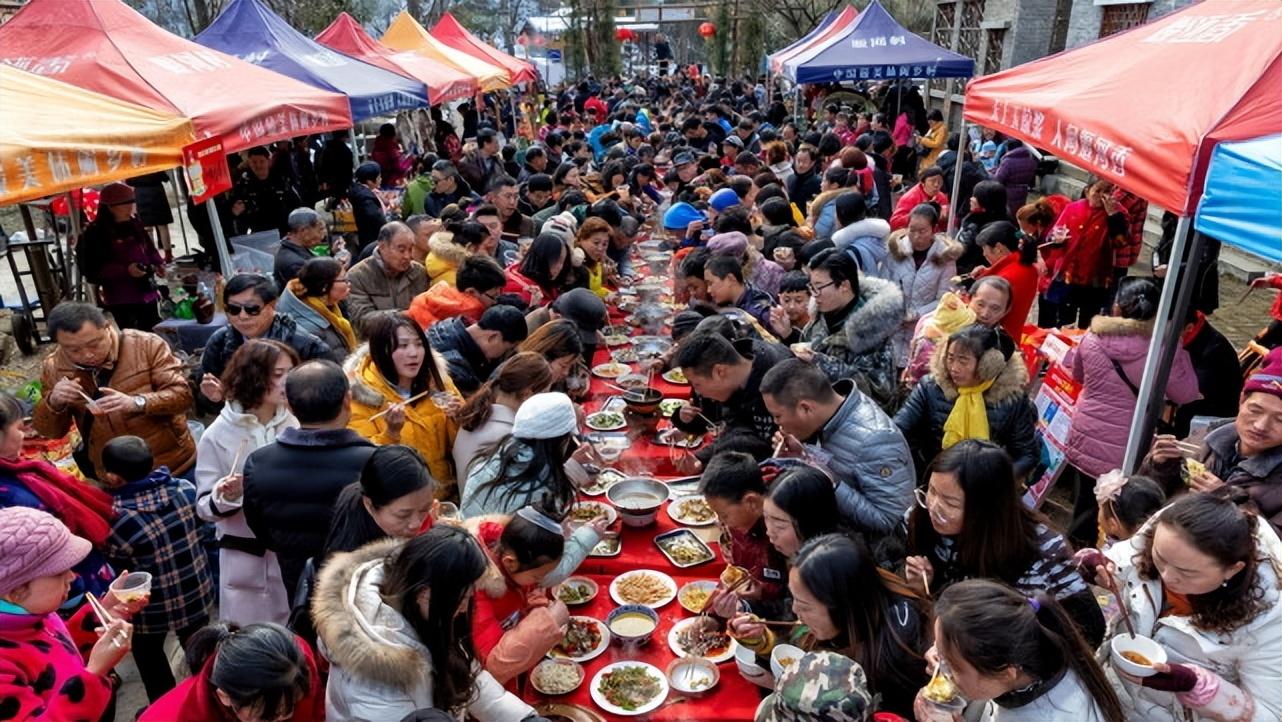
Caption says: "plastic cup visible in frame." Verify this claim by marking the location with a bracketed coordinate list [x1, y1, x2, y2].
[110, 571, 152, 603]
[436, 502, 461, 521]
[430, 391, 458, 410]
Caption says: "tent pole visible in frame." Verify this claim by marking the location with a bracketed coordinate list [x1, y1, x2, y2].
[946, 87, 967, 235]
[206, 195, 234, 278]
[171, 168, 191, 257]
[64, 193, 83, 300]
[348, 127, 359, 170]
[1122, 215, 1201, 473]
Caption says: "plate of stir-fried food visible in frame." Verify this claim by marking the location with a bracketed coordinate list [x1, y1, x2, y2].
[668, 617, 737, 663]
[609, 570, 676, 608]
[668, 494, 716, 526]
[548, 617, 610, 662]
[590, 662, 669, 716]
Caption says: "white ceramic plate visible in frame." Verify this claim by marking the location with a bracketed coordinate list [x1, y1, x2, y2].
[668, 617, 738, 664]
[555, 577, 599, 606]
[547, 617, 610, 662]
[609, 569, 677, 608]
[589, 661, 670, 717]
[581, 468, 626, 496]
[668, 494, 717, 526]
[567, 500, 618, 527]
[661, 368, 688, 385]
[531, 659, 585, 695]
[592, 362, 632, 379]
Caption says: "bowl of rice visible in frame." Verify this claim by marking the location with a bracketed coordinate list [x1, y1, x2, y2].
[531, 659, 585, 695]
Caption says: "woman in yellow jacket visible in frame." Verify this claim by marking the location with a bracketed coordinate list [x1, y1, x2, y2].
[916, 109, 949, 174]
[344, 312, 461, 499]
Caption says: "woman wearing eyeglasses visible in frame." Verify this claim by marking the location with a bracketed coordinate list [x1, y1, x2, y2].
[198, 274, 335, 404]
[277, 257, 356, 363]
[894, 324, 1038, 481]
[899, 440, 1105, 647]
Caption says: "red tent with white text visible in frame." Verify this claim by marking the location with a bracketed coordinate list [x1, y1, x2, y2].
[430, 12, 537, 85]
[317, 12, 477, 104]
[0, 0, 351, 151]
[963, 0, 1281, 215]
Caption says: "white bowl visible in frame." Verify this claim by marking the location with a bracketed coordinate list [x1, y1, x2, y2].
[666, 656, 720, 694]
[735, 644, 768, 680]
[530, 658, 584, 695]
[1110, 634, 1167, 678]
[770, 643, 805, 679]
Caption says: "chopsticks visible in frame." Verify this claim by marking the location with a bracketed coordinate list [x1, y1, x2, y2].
[758, 619, 804, 628]
[1172, 440, 1202, 456]
[1099, 568, 1138, 639]
[771, 437, 785, 459]
[369, 390, 431, 420]
[85, 592, 127, 648]
[228, 438, 249, 473]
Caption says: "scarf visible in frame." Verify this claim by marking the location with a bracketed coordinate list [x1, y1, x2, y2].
[941, 378, 995, 449]
[288, 279, 356, 351]
[0, 456, 114, 545]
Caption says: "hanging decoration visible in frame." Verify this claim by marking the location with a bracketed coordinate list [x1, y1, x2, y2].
[616, 27, 636, 42]
[698, 22, 717, 38]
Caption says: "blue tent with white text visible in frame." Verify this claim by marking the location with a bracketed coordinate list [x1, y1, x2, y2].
[1195, 134, 1282, 263]
[196, 0, 428, 120]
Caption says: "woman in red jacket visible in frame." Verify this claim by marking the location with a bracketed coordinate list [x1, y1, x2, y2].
[889, 167, 949, 232]
[972, 221, 1040, 342]
[139, 622, 323, 722]
[505, 233, 569, 308]
[1042, 180, 1129, 329]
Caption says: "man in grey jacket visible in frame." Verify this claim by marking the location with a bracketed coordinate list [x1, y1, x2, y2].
[761, 358, 915, 537]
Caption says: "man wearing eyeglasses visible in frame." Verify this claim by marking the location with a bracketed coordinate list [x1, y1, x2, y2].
[197, 274, 334, 404]
[423, 160, 477, 218]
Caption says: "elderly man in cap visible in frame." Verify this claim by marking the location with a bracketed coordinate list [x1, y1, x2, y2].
[526, 287, 607, 363]
[75, 182, 165, 330]
[345, 221, 429, 336]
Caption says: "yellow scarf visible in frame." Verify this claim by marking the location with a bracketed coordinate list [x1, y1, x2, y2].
[289, 279, 356, 351]
[942, 378, 994, 449]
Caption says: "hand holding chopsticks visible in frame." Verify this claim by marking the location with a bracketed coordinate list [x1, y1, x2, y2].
[369, 389, 432, 420]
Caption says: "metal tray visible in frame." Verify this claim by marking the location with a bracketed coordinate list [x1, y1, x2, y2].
[588, 532, 622, 557]
[654, 528, 715, 568]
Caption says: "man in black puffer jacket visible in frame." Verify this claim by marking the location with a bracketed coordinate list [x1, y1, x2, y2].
[426, 306, 528, 396]
[671, 333, 792, 442]
[242, 360, 375, 597]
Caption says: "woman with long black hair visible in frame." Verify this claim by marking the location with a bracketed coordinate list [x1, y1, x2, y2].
[504, 233, 569, 307]
[313, 525, 539, 720]
[899, 440, 1105, 646]
[955, 180, 1011, 275]
[453, 352, 553, 482]
[730, 533, 929, 718]
[916, 579, 1125, 722]
[761, 466, 846, 560]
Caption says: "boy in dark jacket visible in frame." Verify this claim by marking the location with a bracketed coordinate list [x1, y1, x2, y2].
[100, 435, 213, 702]
[700, 451, 789, 617]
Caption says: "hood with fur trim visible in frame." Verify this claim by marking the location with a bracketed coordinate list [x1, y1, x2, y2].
[841, 276, 905, 355]
[928, 336, 1030, 403]
[832, 217, 891, 247]
[343, 343, 453, 411]
[311, 537, 429, 692]
[807, 188, 853, 221]
[461, 515, 515, 599]
[886, 229, 963, 264]
[1087, 315, 1156, 365]
[428, 231, 469, 267]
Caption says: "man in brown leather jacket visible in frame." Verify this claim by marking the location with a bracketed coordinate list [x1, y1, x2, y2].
[33, 302, 195, 480]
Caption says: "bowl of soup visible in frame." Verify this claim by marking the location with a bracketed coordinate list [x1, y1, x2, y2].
[607, 604, 660, 645]
[607, 477, 671, 527]
[1110, 634, 1167, 678]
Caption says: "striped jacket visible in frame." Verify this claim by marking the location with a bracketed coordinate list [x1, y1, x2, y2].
[106, 468, 213, 634]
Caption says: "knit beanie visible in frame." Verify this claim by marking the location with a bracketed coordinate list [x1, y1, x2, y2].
[1244, 347, 1282, 401]
[707, 231, 749, 259]
[0, 507, 92, 597]
[709, 187, 741, 213]
[512, 392, 578, 440]
[100, 182, 135, 206]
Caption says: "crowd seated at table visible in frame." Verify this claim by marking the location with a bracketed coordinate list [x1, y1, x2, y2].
[10, 73, 1282, 722]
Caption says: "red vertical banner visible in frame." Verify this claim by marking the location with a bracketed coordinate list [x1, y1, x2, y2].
[181, 137, 233, 204]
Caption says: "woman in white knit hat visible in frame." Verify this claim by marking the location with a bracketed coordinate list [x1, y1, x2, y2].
[0, 507, 141, 720]
[459, 392, 594, 520]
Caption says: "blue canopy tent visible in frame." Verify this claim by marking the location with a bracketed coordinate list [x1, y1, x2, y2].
[1195, 134, 1282, 263]
[784, 0, 974, 85]
[195, 0, 428, 120]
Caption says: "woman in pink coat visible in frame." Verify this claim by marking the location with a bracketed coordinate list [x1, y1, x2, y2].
[1063, 277, 1199, 548]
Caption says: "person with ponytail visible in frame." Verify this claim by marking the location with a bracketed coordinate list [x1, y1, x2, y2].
[323, 445, 438, 558]
[312, 525, 540, 720]
[894, 324, 1038, 480]
[464, 502, 602, 684]
[972, 221, 1039, 341]
[1061, 276, 1199, 549]
[139, 622, 323, 722]
[0, 391, 116, 612]
[1078, 493, 1282, 722]
[915, 579, 1125, 722]
[453, 352, 553, 484]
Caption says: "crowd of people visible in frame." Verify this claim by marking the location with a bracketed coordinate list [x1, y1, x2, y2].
[5, 71, 1281, 722]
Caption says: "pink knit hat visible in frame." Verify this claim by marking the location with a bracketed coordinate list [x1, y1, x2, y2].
[1244, 347, 1282, 401]
[0, 507, 92, 597]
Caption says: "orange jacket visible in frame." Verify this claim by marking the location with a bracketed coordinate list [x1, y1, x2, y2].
[406, 282, 485, 330]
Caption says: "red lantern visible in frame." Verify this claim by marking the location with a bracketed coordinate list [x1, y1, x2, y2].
[615, 27, 635, 41]
[698, 22, 716, 38]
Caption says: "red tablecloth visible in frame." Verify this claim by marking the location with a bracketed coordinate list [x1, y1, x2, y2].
[522, 573, 765, 721]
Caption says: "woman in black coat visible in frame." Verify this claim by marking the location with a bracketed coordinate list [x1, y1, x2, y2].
[348, 161, 387, 251]
[894, 323, 1038, 480]
[954, 180, 1010, 274]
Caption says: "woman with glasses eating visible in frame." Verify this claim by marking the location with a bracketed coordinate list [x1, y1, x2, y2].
[198, 274, 335, 404]
[898, 440, 1105, 646]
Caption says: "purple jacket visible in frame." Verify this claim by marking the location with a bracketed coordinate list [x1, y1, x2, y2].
[993, 145, 1038, 216]
[77, 216, 163, 305]
[1065, 316, 1200, 478]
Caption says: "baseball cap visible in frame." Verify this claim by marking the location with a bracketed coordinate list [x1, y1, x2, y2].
[673, 151, 696, 167]
[552, 288, 607, 342]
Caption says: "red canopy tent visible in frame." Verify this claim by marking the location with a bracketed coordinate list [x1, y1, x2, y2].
[0, 0, 351, 152]
[431, 12, 537, 85]
[963, 0, 1281, 215]
[317, 12, 477, 104]
[962, 0, 1282, 473]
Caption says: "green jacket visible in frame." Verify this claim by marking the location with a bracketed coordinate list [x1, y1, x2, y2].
[400, 175, 433, 217]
